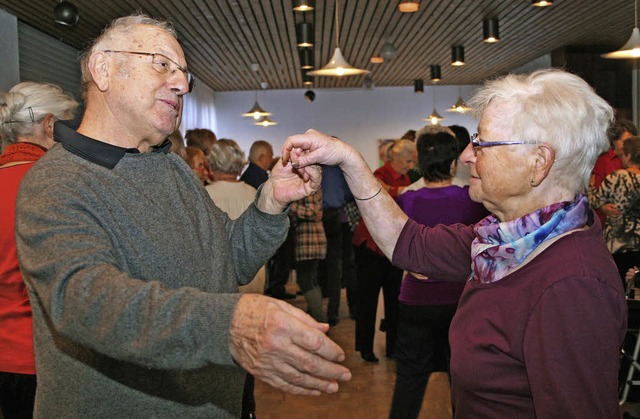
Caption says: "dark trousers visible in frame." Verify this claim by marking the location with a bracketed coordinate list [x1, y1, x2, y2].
[0, 372, 36, 419]
[267, 227, 295, 296]
[354, 245, 402, 356]
[389, 303, 457, 419]
[320, 208, 343, 322]
[341, 223, 357, 317]
[241, 374, 255, 418]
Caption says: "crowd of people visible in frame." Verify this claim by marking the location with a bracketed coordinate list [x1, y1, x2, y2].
[0, 11, 638, 419]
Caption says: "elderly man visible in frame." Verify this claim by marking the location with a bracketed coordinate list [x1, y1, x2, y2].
[240, 140, 274, 189]
[15, 14, 350, 418]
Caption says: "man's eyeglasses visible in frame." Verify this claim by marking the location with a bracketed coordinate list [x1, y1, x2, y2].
[102, 50, 195, 93]
[470, 133, 537, 156]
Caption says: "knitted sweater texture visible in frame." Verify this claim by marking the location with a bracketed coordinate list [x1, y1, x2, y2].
[15, 142, 288, 418]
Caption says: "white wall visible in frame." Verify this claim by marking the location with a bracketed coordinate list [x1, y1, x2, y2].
[213, 84, 479, 169]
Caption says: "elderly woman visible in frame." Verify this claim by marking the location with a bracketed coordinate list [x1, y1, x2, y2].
[0, 82, 78, 418]
[282, 69, 626, 417]
[205, 139, 257, 221]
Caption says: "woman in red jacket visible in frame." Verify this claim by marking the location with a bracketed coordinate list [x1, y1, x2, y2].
[0, 82, 78, 418]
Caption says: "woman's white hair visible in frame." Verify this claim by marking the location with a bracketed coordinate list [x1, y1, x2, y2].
[389, 138, 417, 158]
[468, 68, 613, 194]
[209, 139, 246, 174]
[0, 82, 79, 148]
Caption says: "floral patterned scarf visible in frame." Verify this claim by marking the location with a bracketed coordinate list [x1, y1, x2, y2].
[470, 195, 589, 283]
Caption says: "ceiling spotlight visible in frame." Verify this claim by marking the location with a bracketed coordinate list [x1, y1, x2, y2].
[370, 56, 384, 64]
[304, 90, 316, 102]
[430, 65, 442, 83]
[296, 22, 314, 47]
[483, 18, 499, 43]
[299, 48, 314, 69]
[293, 0, 315, 12]
[302, 70, 314, 86]
[414, 79, 424, 93]
[451, 45, 465, 66]
[398, 1, 419, 12]
[531, 0, 553, 6]
[53, 1, 79, 27]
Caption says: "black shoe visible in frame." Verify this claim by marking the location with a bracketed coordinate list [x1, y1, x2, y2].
[271, 292, 296, 300]
[361, 352, 379, 363]
[379, 318, 387, 332]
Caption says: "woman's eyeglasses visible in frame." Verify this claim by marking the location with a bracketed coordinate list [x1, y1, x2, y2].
[102, 50, 195, 93]
[470, 133, 537, 156]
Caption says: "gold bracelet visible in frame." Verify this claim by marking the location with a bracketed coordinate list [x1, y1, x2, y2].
[354, 186, 382, 201]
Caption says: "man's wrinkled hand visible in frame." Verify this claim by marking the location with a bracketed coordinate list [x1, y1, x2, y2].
[229, 294, 352, 396]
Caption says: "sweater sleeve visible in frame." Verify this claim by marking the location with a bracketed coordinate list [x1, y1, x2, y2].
[229, 197, 289, 284]
[523, 276, 625, 418]
[392, 218, 476, 282]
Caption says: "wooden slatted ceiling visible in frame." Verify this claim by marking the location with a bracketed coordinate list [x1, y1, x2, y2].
[0, 0, 635, 92]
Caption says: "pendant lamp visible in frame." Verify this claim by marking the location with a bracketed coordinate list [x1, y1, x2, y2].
[242, 91, 271, 120]
[447, 88, 472, 113]
[602, 0, 640, 59]
[254, 116, 278, 127]
[425, 85, 443, 125]
[308, 0, 369, 76]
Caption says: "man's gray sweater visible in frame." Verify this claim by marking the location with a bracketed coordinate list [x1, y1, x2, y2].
[15, 127, 288, 418]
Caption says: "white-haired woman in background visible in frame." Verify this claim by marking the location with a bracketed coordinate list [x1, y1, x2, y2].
[282, 69, 626, 418]
[0, 81, 78, 418]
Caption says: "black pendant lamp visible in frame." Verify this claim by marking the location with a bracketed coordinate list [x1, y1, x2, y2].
[296, 22, 314, 47]
[483, 18, 499, 43]
[451, 46, 465, 66]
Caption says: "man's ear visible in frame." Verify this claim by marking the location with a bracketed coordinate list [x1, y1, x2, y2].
[529, 144, 555, 187]
[88, 52, 110, 92]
